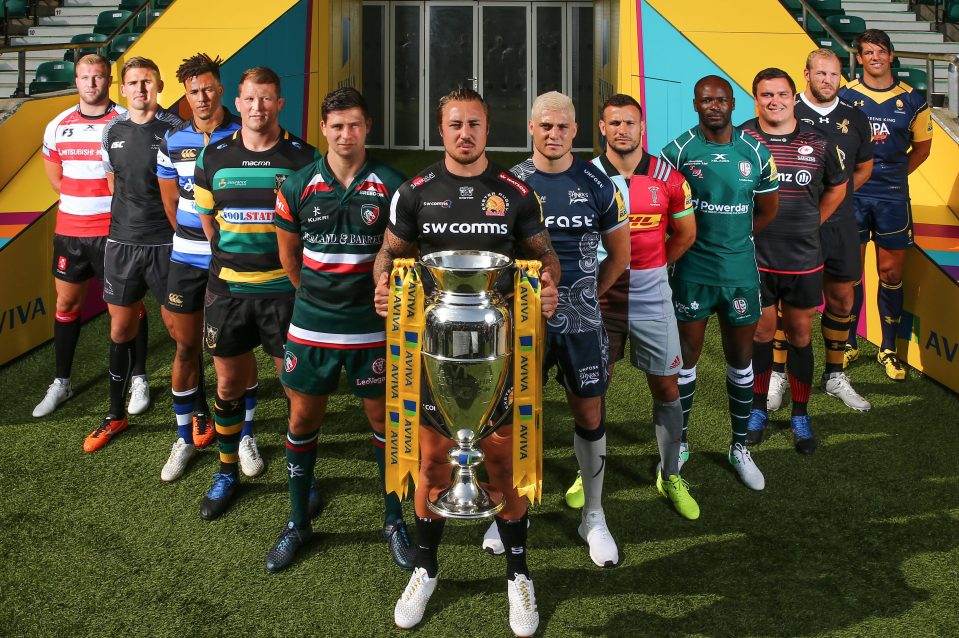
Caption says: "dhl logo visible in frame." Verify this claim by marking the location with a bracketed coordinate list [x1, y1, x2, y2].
[629, 213, 662, 230]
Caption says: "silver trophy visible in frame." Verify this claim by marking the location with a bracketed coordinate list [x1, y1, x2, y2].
[420, 250, 513, 519]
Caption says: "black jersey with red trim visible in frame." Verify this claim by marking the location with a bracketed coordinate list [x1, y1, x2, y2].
[794, 95, 874, 225]
[388, 160, 545, 263]
[741, 118, 846, 273]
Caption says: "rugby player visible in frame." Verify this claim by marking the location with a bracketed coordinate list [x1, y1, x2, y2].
[484, 91, 629, 568]
[266, 87, 411, 573]
[660, 75, 779, 490]
[156, 53, 241, 482]
[567, 93, 699, 519]
[766, 49, 874, 413]
[87, 57, 182, 452]
[839, 29, 932, 380]
[741, 68, 847, 455]
[35, 54, 151, 419]
[193, 67, 317, 520]
[372, 88, 559, 636]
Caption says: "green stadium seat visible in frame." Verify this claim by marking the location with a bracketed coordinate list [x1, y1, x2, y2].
[827, 15, 866, 42]
[807, 0, 844, 18]
[2, 0, 28, 19]
[29, 60, 75, 95]
[63, 32, 109, 62]
[132, 9, 162, 33]
[152, 0, 174, 8]
[816, 37, 849, 59]
[107, 32, 138, 62]
[118, 0, 147, 9]
[804, 14, 828, 37]
[780, 0, 802, 10]
[93, 10, 132, 36]
[947, 0, 959, 23]
[894, 67, 928, 93]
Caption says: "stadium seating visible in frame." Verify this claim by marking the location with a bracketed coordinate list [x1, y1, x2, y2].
[29, 60, 74, 95]
[93, 10, 132, 36]
[132, 9, 163, 33]
[107, 33, 138, 62]
[152, 0, 174, 8]
[826, 15, 866, 42]
[1, 0, 27, 19]
[807, 0, 844, 18]
[118, 0, 148, 9]
[63, 33, 109, 62]
[947, 0, 959, 23]
[894, 67, 929, 92]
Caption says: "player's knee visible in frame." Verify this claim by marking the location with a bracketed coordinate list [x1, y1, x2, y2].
[649, 375, 679, 402]
[174, 340, 200, 363]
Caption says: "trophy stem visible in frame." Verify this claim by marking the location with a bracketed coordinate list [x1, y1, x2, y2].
[427, 435, 504, 519]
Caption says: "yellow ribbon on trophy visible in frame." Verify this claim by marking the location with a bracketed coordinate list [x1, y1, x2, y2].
[385, 259, 423, 500]
[512, 260, 544, 505]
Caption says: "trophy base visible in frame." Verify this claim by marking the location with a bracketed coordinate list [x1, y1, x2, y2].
[427, 482, 504, 520]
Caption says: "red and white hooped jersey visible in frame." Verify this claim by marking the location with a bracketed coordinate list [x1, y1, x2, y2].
[42, 103, 125, 237]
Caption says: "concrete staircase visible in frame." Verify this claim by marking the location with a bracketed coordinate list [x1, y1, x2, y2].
[839, 0, 959, 98]
[0, 0, 121, 97]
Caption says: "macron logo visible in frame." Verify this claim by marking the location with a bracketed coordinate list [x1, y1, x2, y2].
[110, 141, 124, 149]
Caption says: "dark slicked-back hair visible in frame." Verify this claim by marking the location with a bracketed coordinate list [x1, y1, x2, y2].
[176, 52, 223, 84]
[752, 67, 796, 96]
[854, 29, 892, 55]
[121, 56, 161, 83]
[436, 87, 490, 127]
[693, 74, 733, 97]
[600, 93, 642, 119]
[322, 87, 369, 121]
[239, 66, 281, 94]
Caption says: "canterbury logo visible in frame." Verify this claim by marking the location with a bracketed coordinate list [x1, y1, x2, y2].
[180, 148, 197, 160]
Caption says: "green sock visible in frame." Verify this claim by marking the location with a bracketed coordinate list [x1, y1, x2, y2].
[726, 364, 754, 446]
[678, 367, 697, 444]
[373, 431, 404, 523]
[286, 429, 318, 528]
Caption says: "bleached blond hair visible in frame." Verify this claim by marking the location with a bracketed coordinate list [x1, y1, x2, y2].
[531, 91, 575, 120]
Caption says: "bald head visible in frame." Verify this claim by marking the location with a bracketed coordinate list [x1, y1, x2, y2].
[693, 75, 735, 133]
[694, 75, 733, 98]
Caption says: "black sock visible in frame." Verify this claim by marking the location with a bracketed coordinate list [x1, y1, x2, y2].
[848, 279, 864, 348]
[878, 279, 903, 351]
[131, 309, 148, 377]
[496, 513, 530, 580]
[108, 339, 134, 418]
[787, 342, 814, 417]
[54, 310, 81, 379]
[752, 340, 773, 410]
[414, 516, 446, 577]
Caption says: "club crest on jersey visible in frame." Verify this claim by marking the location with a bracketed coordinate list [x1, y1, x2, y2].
[732, 297, 748, 315]
[371, 357, 386, 375]
[568, 189, 588, 205]
[361, 204, 380, 225]
[836, 118, 850, 134]
[482, 193, 508, 216]
[284, 351, 297, 373]
[798, 145, 813, 156]
[647, 186, 661, 206]
[57, 256, 67, 272]
[274, 174, 287, 193]
[739, 161, 752, 178]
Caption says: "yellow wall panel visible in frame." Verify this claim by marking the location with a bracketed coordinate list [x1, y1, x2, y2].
[0, 95, 75, 191]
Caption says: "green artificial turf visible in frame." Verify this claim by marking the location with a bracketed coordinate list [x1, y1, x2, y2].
[1, 300, 957, 638]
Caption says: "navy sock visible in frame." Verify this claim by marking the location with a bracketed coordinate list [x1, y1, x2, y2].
[878, 279, 903, 351]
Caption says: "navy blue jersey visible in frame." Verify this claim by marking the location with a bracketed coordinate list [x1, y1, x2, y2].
[157, 109, 241, 268]
[839, 79, 932, 201]
[511, 156, 626, 334]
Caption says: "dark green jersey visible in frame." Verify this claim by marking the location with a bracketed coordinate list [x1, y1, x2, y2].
[660, 125, 778, 287]
[194, 129, 317, 297]
[274, 154, 405, 347]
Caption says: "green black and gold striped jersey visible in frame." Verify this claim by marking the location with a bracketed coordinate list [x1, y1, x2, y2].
[194, 129, 318, 297]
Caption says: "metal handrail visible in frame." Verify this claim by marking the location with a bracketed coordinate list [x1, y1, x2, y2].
[790, 0, 959, 113]
[0, 0, 155, 98]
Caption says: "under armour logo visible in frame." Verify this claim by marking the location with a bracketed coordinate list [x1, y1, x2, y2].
[854, 100, 865, 107]
[819, 116, 830, 123]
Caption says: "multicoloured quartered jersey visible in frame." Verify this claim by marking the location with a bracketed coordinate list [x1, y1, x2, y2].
[275, 155, 404, 349]
[660, 125, 778, 288]
[43, 102, 125, 237]
[510, 156, 625, 333]
[795, 95, 873, 225]
[193, 129, 317, 298]
[741, 118, 846, 273]
[839, 78, 932, 201]
[157, 109, 241, 269]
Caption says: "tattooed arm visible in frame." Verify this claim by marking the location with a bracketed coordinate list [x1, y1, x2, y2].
[520, 229, 561, 319]
[373, 228, 419, 317]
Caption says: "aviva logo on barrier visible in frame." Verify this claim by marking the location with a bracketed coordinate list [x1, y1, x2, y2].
[0, 296, 46, 333]
[901, 311, 959, 364]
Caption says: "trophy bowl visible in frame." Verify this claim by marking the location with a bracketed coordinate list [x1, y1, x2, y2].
[420, 250, 513, 519]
